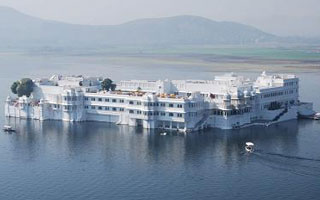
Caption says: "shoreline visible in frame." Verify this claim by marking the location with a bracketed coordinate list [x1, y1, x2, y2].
[0, 50, 320, 74]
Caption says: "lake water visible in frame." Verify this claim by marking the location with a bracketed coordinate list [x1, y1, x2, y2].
[0, 53, 320, 200]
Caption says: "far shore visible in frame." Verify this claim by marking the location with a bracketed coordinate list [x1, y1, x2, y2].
[0, 49, 319, 74]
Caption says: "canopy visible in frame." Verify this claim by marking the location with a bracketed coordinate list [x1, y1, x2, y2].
[246, 142, 254, 146]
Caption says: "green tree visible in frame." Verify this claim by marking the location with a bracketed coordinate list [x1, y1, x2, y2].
[10, 81, 19, 94]
[111, 83, 116, 91]
[101, 78, 114, 91]
[16, 78, 34, 97]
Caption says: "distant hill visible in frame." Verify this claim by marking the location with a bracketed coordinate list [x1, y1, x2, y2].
[0, 6, 305, 49]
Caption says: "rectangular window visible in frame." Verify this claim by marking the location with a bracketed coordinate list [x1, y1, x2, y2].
[85, 97, 89, 101]
[177, 113, 183, 117]
[120, 99, 124, 103]
[172, 122, 177, 129]
[112, 107, 117, 111]
[169, 113, 174, 117]
[112, 99, 117, 103]
[98, 98, 102, 102]
[161, 112, 166, 116]
[91, 106, 96, 109]
[105, 107, 109, 111]
[120, 108, 124, 112]
[165, 121, 170, 128]
[98, 106, 102, 110]
[129, 110, 134, 114]
[137, 102, 141, 105]
[105, 98, 109, 102]
[85, 106, 89, 109]
[160, 103, 165, 107]
[169, 104, 174, 107]
[129, 101, 134, 105]
[91, 98, 95, 101]
[179, 123, 185, 129]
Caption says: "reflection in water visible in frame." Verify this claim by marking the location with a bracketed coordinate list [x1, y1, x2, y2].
[5, 118, 301, 165]
[2, 117, 320, 200]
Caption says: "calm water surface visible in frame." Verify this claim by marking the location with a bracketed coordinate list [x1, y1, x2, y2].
[0, 53, 320, 200]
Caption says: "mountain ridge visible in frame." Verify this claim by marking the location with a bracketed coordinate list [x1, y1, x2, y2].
[0, 6, 305, 49]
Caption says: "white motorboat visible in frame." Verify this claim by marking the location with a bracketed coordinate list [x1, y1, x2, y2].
[3, 125, 15, 132]
[160, 132, 167, 136]
[245, 142, 254, 153]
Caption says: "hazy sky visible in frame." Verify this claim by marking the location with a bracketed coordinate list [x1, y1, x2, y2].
[0, 0, 319, 37]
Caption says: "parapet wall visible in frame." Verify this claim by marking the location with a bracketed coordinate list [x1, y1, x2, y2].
[5, 102, 87, 122]
[5, 103, 42, 120]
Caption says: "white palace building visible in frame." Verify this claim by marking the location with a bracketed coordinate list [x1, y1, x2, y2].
[5, 72, 314, 132]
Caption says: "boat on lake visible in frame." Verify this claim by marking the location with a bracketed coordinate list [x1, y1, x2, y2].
[3, 125, 15, 132]
[245, 142, 254, 153]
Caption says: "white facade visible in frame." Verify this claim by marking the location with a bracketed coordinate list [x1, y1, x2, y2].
[5, 72, 309, 132]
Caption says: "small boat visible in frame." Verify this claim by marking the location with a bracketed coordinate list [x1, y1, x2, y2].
[245, 142, 254, 153]
[3, 125, 15, 132]
[160, 132, 167, 136]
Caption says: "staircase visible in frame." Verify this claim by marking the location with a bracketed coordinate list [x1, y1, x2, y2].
[272, 108, 288, 122]
[194, 110, 210, 130]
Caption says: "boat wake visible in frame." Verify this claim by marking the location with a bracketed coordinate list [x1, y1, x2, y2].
[249, 150, 320, 177]
[255, 150, 320, 162]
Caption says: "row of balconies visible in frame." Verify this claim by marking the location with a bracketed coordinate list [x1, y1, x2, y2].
[86, 108, 186, 122]
[86, 101, 190, 113]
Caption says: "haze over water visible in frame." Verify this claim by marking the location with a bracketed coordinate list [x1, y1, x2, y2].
[0, 53, 320, 200]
